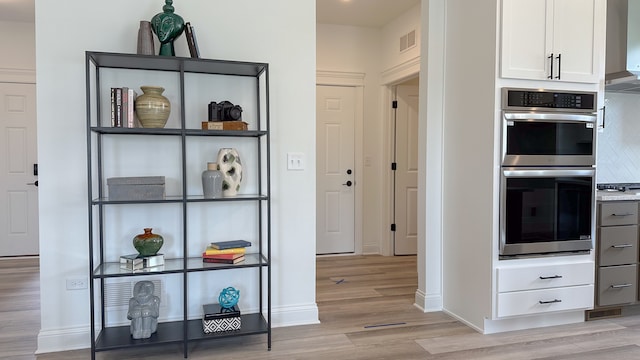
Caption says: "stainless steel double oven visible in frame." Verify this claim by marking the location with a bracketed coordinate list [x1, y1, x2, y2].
[500, 88, 597, 257]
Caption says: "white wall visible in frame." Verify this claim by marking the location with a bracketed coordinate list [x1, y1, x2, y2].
[316, 24, 383, 253]
[439, 0, 497, 330]
[35, 0, 318, 353]
[381, 3, 421, 78]
[0, 21, 35, 82]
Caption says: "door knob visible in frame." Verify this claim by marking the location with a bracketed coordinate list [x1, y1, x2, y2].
[27, 181, 39, 187]
[342, 181, 353, 187]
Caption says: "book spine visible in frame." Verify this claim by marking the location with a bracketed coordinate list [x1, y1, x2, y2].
[204, 247, 246, 255]
[191, 24, 200, 58]
[211, 240, 252, 250]
[185, 22, 198, 58]
[121, 87, 129, 127]
[202, 258, 237, 264]
[124, 88, 136, 128]
[110, 88, 117, 127]
[114, 87, 123, 127]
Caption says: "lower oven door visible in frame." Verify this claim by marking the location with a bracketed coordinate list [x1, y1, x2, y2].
[500, 167, 595, 257]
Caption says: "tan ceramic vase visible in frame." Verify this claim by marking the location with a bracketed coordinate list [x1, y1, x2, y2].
[135, 86, 171, 128]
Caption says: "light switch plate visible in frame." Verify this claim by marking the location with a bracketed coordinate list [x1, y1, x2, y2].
[287, 152, 305, 170]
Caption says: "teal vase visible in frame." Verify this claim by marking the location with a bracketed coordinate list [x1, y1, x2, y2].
[133, 228, 164, 256]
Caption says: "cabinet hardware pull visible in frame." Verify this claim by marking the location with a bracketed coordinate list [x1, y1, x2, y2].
[539, 275, 563, 280]
[539, 299, 562, 304]
[610, 283, 633, 289]
[611, 213, 634, 217]
[555, 53, 562, 79]
[548, 53, 554, 79]
[611, 244, 633, 249]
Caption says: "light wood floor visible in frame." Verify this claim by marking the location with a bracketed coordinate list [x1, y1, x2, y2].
[4, 255, 640, 359]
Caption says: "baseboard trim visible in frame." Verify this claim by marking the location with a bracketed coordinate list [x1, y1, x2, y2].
[35, 303, 320, 354]
[482, 311, 586, 334]
[414, 289, 442, 312]
[272, 303, 320, 327]
[36, 325, 91, 354]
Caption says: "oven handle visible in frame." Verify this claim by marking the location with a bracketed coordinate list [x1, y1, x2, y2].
[502, 167, 595, 178]
[504, 112, 596, 123]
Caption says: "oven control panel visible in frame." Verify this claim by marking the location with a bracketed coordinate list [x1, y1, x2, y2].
[502, 88, 597, 112]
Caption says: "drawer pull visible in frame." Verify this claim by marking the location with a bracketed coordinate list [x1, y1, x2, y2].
[539, 299, 562, 304]
[611, 213, 634, 217]
[610, 283, 633, 289]
[611, 244, 633, 249]
[539, 275, 563, 280]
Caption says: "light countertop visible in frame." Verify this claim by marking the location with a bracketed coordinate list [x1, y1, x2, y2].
[597, 190, 640, 201]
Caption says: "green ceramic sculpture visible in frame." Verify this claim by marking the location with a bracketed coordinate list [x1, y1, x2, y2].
[150, 0, 185, 56]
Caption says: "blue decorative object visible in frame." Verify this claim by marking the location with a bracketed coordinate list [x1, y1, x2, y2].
[218, 286, 240, 309]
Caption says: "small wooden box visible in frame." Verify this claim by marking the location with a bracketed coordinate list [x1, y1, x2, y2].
[201, 121, 248, 131]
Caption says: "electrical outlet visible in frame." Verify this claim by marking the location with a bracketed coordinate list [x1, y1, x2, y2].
[66, 278, 88, 290]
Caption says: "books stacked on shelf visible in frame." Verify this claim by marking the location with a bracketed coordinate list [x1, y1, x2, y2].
[110, 87, 138, 128]
[201, 120, 248, 131]
[202, 240, 251, 264]
[202, 303, 241, 333]
[120, 253, 165, 271]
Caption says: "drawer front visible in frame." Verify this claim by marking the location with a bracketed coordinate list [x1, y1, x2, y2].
[597, 264, 637, 307]
[497, 285, 594, 318]
[497, 262, 594, 292]
[599, 202, 638, 226]
[599, 225, 639, 266]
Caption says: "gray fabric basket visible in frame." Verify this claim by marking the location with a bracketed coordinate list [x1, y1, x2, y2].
[107, 176, 165, 201]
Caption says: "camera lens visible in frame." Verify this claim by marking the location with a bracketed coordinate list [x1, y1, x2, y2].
[229, 106, 242, 120]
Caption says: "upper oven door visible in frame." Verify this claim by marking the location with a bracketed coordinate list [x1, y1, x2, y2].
[502, 112, 596, 167]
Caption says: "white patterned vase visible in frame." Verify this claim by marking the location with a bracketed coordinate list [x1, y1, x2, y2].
[217, 148, 243, 197]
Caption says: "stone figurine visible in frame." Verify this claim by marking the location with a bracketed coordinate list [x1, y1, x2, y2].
[150, 0, 185, 56]
[127, 280, 160, 339]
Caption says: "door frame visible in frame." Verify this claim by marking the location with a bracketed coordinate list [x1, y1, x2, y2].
[316, 71, 364, 255]
[380, 61, 420, 256]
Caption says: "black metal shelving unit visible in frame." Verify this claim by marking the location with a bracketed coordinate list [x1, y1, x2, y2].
[85, 51, 271, 359]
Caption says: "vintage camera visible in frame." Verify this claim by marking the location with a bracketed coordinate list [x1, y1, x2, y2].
[208, 101, 243, 121]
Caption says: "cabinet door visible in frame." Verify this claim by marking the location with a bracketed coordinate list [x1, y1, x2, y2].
[501, 0, 552, 80]
[551, 0, 602, 83]
[500, 0, 603, 83]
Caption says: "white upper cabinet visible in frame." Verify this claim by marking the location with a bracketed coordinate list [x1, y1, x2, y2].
[501, 0, 605, 84]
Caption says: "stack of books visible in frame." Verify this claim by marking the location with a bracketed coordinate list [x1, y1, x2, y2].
[202, 240, 251, 264]
[110, 87, 138, 128]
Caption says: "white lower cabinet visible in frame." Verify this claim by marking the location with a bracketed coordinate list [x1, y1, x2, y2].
[497, 285, 594, 317]
[496, 261, 594, 318]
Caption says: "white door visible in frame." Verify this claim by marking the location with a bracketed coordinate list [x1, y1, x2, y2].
[394, 85, 419, 255]
[0, 82, 39, 256]
[316, 85, 355, 254]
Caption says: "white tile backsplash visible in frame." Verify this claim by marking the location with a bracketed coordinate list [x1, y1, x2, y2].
[597, 92, 640, 183]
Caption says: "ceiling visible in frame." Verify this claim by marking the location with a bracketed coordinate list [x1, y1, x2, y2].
[0, 0, 420, 27]
[317, 0, 421, 28]
[0, 0, 34, 22]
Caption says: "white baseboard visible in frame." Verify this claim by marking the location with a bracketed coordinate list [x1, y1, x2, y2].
[414, 289, 442, 312]
[36, 326, 91, 354]
[272, 303, 320, 327]
[35, 303, 320, 354]
[482, 310, 586, 334]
